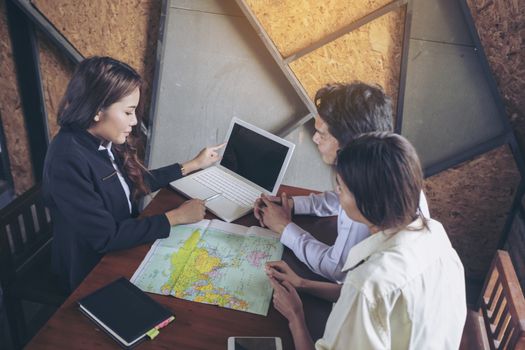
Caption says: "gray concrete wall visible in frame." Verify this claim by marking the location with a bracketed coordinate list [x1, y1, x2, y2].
[146, 0, 333, 193]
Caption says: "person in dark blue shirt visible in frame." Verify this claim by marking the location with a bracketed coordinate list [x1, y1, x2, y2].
[43, 56, 223, 291]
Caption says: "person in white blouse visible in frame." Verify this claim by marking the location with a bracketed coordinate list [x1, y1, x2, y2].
[255, 82, 429, 283]
[266, 132, 466, 350]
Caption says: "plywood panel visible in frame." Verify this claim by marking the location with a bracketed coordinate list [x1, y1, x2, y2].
[36, 31, 75, 139]
[0, 0, 34, 194]
[244, 0, 393, 57]
[31, 0, 162, 124]
[424, 145, 520, 279]
[288, 8, 405, 115]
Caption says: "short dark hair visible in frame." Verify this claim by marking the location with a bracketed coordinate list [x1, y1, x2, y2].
[336, 132, 423, 230]
[315, 82, 393, 147]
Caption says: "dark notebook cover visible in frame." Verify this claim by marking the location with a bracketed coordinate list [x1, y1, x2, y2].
[78, 277, 173, 349]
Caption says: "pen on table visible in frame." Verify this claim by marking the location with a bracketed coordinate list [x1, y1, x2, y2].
[204, 193, 221, 202]
[147, 315, 175, 340]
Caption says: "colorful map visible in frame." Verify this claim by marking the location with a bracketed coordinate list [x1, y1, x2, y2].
[131, 220, 284, 316]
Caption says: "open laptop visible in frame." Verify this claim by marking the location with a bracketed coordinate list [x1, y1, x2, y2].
[170, 118, 295, 222]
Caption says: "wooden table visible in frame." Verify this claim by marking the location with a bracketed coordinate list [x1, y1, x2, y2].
[26, 185, 337, 350]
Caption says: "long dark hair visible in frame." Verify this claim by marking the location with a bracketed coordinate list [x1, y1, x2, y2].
[336, 132, 424, 231]
[57, 56, 149, 199]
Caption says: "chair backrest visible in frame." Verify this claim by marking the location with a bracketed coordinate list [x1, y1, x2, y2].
[0, 184, 52, 287]
[480, 250, 525, 350]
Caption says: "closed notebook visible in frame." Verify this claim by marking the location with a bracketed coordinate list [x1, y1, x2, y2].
[78, 277, 174, 349]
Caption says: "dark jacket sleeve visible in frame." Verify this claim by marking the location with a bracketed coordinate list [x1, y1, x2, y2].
[146, 163, 183, 192]
[49, 154, 170, 254]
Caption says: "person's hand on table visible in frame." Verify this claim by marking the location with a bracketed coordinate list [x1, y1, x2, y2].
[165, 199, 205, 225]
[254, 193, 294, 223]
[254, 193, 293, 233]
[268, 275, 305, 325]
[266, 260, 304, 290]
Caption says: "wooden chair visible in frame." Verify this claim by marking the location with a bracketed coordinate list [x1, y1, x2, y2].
[0, 184, 68, 349]
[461, 250, 525, 350]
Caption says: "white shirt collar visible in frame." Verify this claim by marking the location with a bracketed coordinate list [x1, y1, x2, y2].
[98, 141, 113, 151]
[343, 217, 426, 271]
[98, 142, 115, 161]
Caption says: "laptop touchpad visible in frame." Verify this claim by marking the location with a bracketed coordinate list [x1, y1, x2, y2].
[171, 176, 218, 200]
[188, 182, 218, 200]
[206, 197, 249, 222]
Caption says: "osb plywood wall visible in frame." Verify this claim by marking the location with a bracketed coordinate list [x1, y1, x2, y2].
[425, 145, 520, 279]
[288, 8, 405, 110]
[36, 32, 75, 138]
[244, 0, 393, 58]
[32, 0, 162, 130]
[0, 0, 34, 193]
[246, 0, 404, 111]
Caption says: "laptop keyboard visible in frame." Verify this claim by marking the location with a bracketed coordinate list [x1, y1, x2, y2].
[193, 167, 261, 207]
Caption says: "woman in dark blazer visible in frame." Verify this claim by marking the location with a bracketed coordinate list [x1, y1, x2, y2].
[43, 56, 222, 291]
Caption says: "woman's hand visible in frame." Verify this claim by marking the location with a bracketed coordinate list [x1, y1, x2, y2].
[269, 276, 305, 325]
[182, 144, 225, 174]
[256, 193, 293, 233]
[165, 199, 205, 225]
[266, 260, 304, 290]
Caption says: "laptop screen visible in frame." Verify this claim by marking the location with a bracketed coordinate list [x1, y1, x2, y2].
[220, 123, 289, 192]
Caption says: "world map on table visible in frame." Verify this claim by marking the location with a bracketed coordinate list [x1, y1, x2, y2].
[131, 221, 284, 316]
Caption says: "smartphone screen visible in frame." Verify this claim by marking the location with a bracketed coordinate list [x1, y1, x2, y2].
[233, 337, 279, 350]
